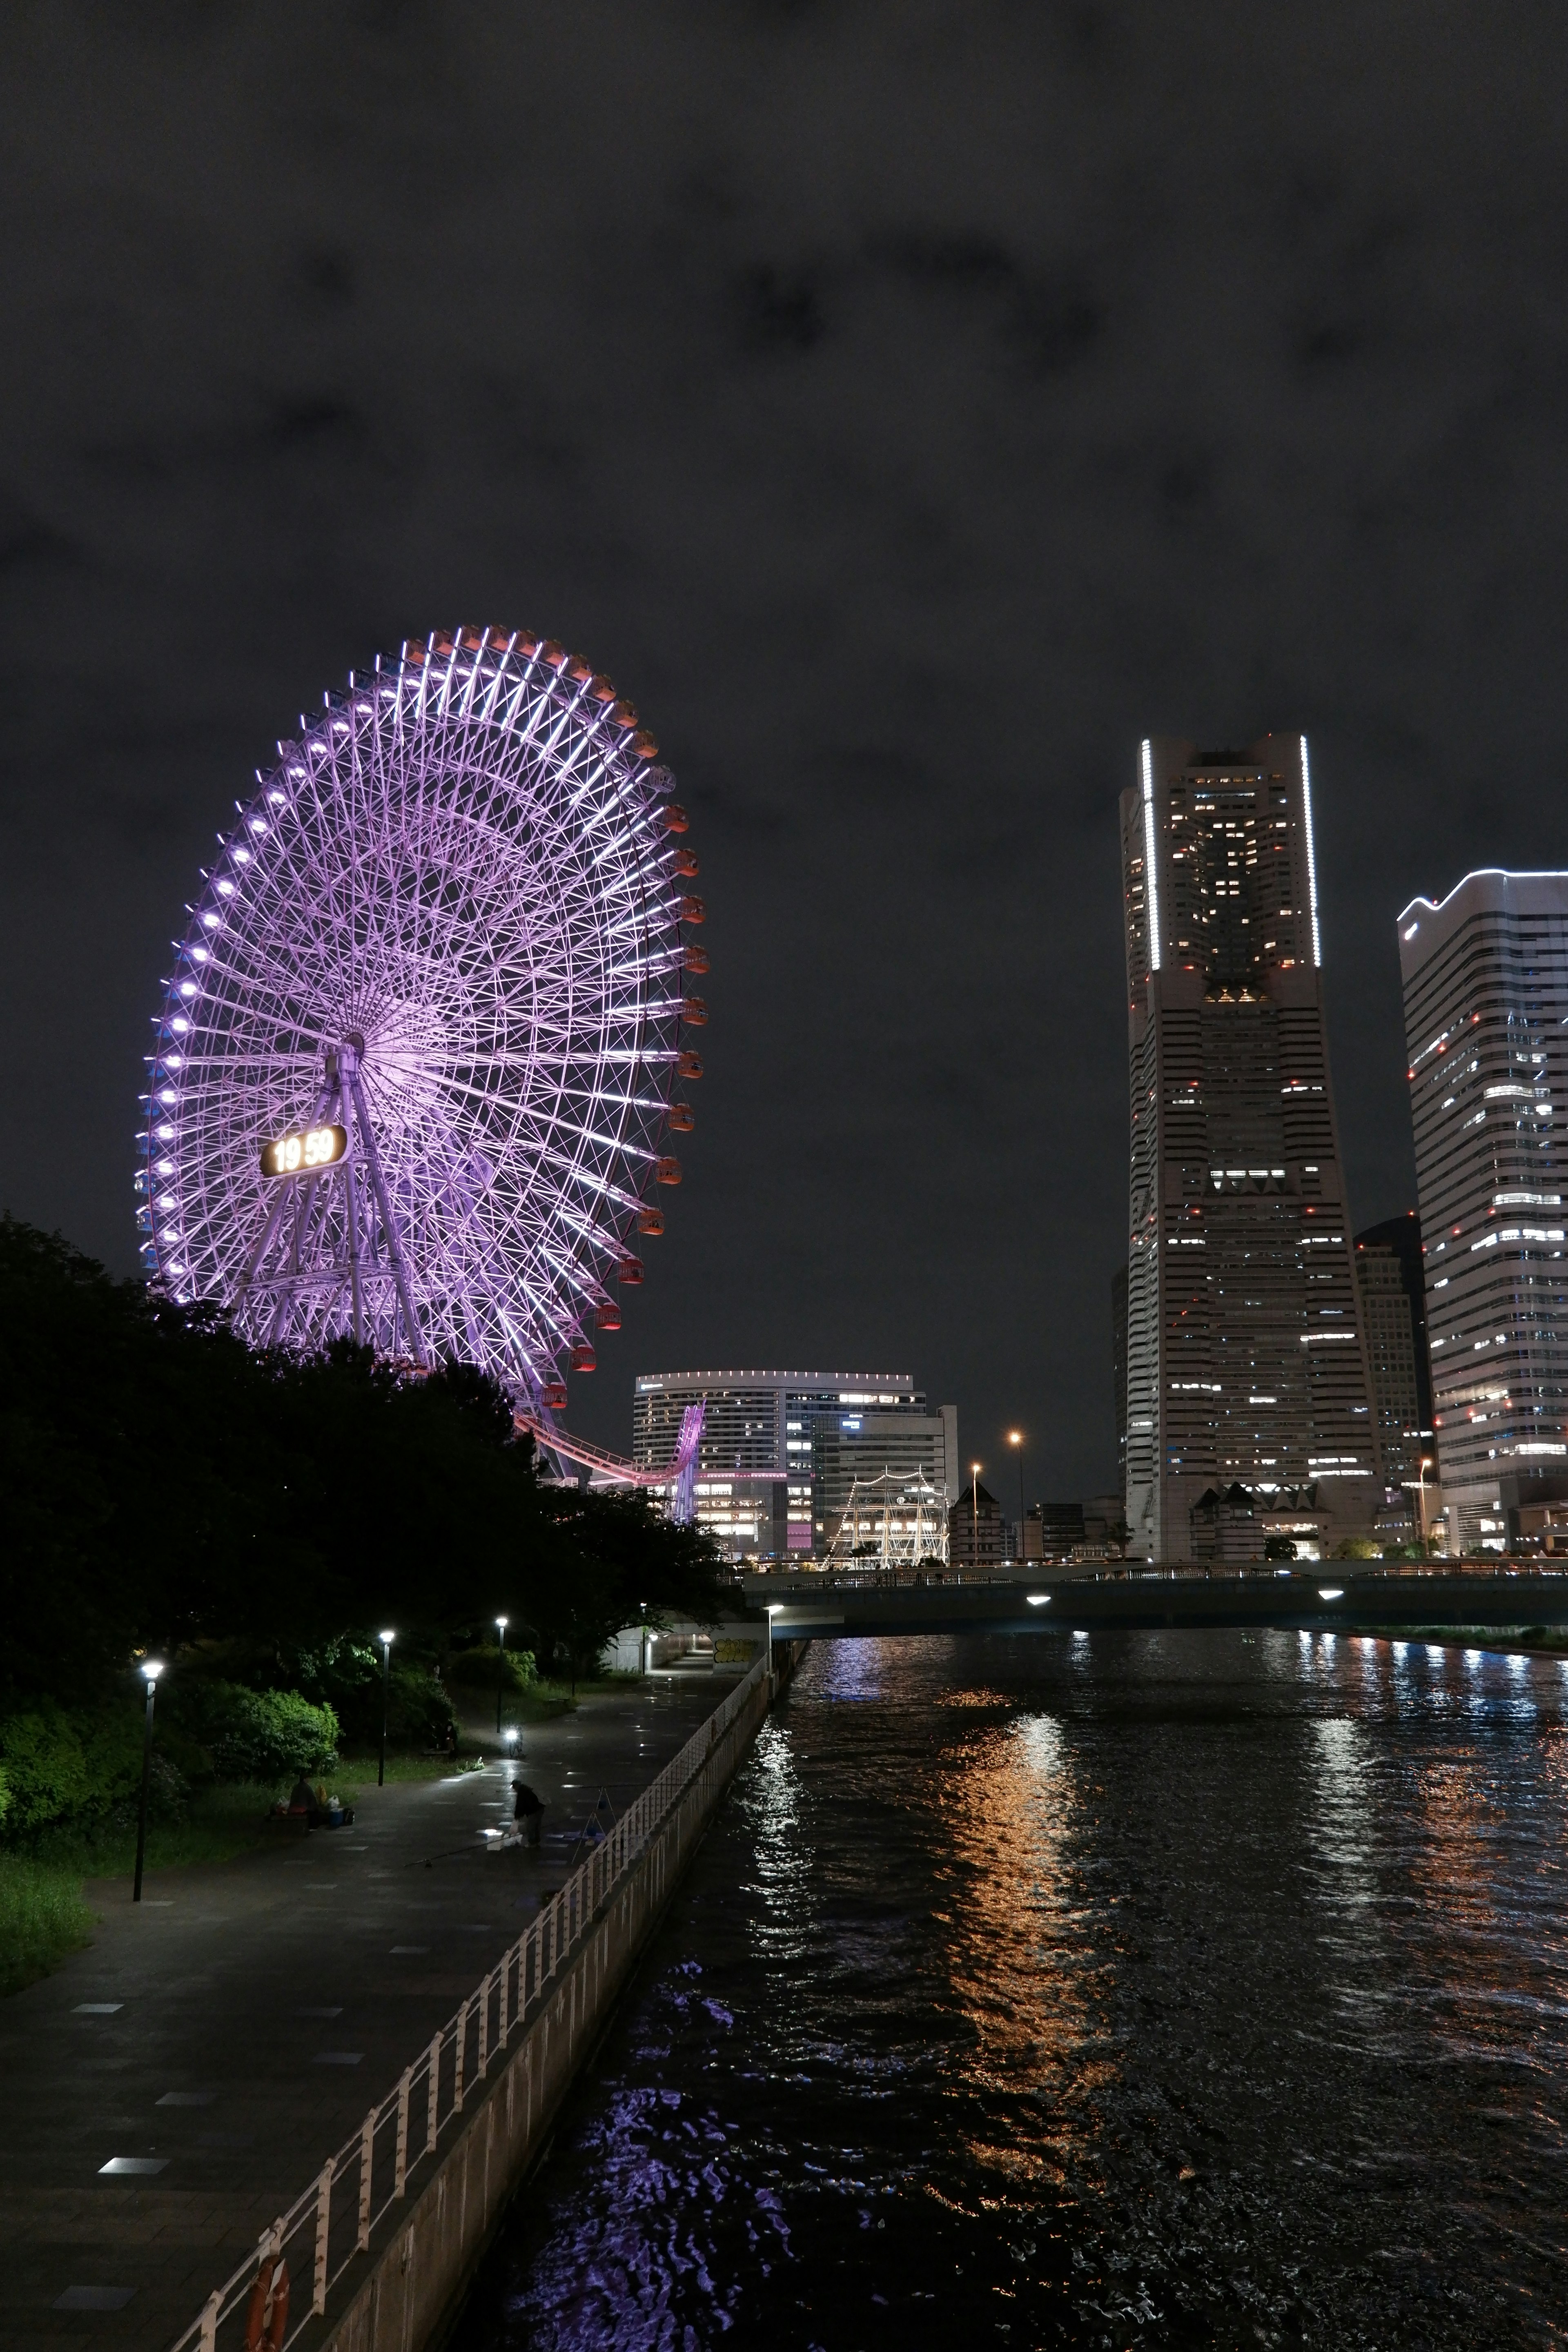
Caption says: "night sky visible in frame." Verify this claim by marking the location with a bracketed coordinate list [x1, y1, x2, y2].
[4, 5, 1566, 1497]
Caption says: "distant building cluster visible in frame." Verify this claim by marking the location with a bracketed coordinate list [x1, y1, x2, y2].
[630, 1370, 957, 1566]
[634, 747, 1568, 1571]
[1116, 733, 1568, 1564]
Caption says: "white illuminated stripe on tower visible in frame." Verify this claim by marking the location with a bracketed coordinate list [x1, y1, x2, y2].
[1299, 732, 1322, 966]
[1140, 737, 1161, 971]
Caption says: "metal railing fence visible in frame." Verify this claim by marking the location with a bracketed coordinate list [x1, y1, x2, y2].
[739, 1562, 1568, 1595]
[170, 1653, 769, 2352]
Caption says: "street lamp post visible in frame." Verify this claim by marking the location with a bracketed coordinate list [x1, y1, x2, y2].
[765, 1602, 782, 1679]
[378, 1631, 394, 1787]
[132, 1659, 164, 1903]
[1008, 1430, 1025, 1568]
[969, 1461, 982, 1573]
[639, 1600, 648, 1678]
[494, 1615, 509, 1737]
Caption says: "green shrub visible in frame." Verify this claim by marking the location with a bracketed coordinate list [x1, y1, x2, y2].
[0, 1704, 89, 1832]
[0, 1700, 156, 1836]
[382, 1663, 459, 1749]
[276, 1638, 456, 1752]
[443, 1644, 537, 1692]
[168, 1682, 338, 1782]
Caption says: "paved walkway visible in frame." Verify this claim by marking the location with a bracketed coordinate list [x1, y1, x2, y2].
[0, 1670, 742, 2352]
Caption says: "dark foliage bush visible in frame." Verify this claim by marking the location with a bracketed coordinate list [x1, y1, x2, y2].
[165, 1681, 338, 1783]
[442, 1644, 538, 1692]
[0, 1217, 727, 1716]
[0, 1697, 184, 1837]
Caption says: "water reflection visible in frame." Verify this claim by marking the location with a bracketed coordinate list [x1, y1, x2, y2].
[942, 1710, 1109, 2199]
[454, 1633, 1568, 2352]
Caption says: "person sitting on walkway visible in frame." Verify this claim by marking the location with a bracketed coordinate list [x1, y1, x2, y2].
[286, 1774, 322, 1826]
[511, 1780, 544, 1847]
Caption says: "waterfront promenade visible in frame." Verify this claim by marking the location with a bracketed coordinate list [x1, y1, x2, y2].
[0, 1671, 742, 2352]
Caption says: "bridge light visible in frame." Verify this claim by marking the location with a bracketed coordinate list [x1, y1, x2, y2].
[1317, 1586, 1344, 1601]
[1026, 1593, 1051, 1606]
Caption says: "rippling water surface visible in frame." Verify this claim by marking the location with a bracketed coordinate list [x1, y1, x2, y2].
[452, 1632, 1568, 2349]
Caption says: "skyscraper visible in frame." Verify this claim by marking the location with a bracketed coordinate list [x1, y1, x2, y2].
[1120, 735, 1378, 1562]
[1397, 871, 1568, 1552]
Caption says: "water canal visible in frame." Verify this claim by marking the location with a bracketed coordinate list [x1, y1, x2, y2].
[451, 1630, 1568, 2349]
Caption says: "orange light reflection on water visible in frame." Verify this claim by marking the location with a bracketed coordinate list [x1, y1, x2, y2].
[936, 1708, 1116, 2200]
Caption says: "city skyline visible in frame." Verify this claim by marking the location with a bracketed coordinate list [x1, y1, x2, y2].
[5, 12, 1568, 1501]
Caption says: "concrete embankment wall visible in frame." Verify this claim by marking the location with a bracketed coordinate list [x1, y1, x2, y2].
[320, 1656, 792, 2352]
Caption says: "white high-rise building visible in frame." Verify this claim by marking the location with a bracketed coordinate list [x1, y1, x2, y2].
[1120, 735, 1379, 1563]
[1398, 871, 1568, 1553]
[632, 1370, 957, 1563]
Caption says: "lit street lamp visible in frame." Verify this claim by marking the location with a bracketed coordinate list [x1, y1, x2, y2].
[765, 1602, 782, 1676]
[495, 1614, 509, 1737]
[969, 1461, 983, 1572]
[1008, 1430, 1025, 1568]
[132, 1659, 164, 1904]
[1401, 1457, 1437, 1554]
[378, 1631, 394, 1787]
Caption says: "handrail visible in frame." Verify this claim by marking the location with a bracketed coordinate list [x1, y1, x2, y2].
[169, 1653, 771, 2352]
[739, 1562, 1568, 1595]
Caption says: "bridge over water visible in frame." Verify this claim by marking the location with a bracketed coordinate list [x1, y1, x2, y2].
[739, 1566, 1568, 1644]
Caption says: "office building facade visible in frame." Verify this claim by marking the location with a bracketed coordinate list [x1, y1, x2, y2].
[1356, 1212, 1434, 1437]
[1398, 872, 1568, 1552]
[1353, 1227, 1426, 1488]
[1120, 735, 1379, 1562]
[632, 1370, 956, 1563]
[1111, 1261, 1129, 1492]
[949, 1480, 1005, 1570]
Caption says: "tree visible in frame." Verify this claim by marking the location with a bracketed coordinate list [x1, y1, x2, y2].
[0, 1216, 727, 1708]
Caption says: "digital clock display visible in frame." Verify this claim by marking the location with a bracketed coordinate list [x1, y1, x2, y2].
[261, 1124, 348, 1178]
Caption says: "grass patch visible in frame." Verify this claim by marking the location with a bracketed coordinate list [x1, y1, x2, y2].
[0, 1855, 94, 1998]
[334, 1753, 486, 1788]
[34, 1782, 284, 1883]
[0, 1783, 284, 2000]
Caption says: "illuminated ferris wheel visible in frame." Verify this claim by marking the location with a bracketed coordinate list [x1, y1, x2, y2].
[135, 626, 708, 1407]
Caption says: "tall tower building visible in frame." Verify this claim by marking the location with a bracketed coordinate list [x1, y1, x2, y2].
[1397, 871, 1568, 1552]
[1120, 735, 1379, 1562]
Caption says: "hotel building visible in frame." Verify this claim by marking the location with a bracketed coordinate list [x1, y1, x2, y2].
[1120, 735, 1379, 1562]
[1397, 872, 1568, 1552]
[631, 1370, 957, 1563]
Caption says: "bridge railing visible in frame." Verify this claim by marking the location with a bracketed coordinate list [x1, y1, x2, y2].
[738, 1562, 1568, 1597]
[167, 1653, 770, 2352]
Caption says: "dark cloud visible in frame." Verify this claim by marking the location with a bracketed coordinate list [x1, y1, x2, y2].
[3, 1, 1568, 1494]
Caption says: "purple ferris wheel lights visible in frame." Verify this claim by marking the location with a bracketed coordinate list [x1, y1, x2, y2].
[134, 627, 707, 1402]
